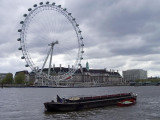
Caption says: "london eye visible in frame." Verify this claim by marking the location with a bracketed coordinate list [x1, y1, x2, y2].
[18, 2, 84, 86]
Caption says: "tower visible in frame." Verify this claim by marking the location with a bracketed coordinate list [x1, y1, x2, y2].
[86, 62, 89, 71]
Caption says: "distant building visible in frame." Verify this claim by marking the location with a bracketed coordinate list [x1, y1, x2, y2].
[72, 68, 123, 85]
[41, 66, 123, 86]
[15, 70, 29, 82]
[18, 63, 123, 86]
[123, 69, 147, 82]
[29, 72, 36, 84]
[0, 73, 8, 82]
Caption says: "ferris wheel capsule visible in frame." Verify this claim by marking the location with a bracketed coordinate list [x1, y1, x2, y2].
[18, 47, 22, 50]
[17, 38, 21, 41]
[33, 4, 37, 7]
[28, 8, 32, 11]
[58, 5, 61, 8]
[23, 14, 27, 17]
[18, 29, 22, 32]
[81, 37, 83, 40]
[52, 2, 55, 5]
[46, 1, 49, 4]
[39, 2, 43, 5]
[81, 51, 84, 53]
[21, 56, 25, 59]
[25, 64, 29, 67]
[20, 21, 24, 24]
[78, 30, 82, 33]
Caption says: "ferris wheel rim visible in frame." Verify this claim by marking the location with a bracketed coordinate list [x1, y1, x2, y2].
[18, 2, 84, 79]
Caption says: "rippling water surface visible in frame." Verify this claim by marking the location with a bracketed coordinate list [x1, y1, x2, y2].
[0, 86, 160, 120]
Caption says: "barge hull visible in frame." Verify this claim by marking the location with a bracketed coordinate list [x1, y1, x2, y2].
[44, 95, 137, 112]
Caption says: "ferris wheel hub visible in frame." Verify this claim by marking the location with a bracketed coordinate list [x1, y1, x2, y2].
[48, 41, 59, 46]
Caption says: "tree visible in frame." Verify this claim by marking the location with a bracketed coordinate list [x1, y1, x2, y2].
[2, 73, 13, 84]
[14, 72, 25, 84]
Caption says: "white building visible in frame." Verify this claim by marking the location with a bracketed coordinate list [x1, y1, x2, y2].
[123, 69, 147, 82]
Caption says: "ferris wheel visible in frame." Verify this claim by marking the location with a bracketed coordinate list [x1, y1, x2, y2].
[17, 2, 84, 86]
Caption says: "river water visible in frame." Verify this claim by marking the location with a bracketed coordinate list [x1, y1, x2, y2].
[0, 86, 160, 120]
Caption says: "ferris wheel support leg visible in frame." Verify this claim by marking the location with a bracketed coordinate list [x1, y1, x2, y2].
[40, 48, 52, 74]
[48, 41, 58, 77]
[55, 80, 59, 87]
[42, 79, 44, 86]
[41, 75, 44, 86]
[48, 46, 53, 77]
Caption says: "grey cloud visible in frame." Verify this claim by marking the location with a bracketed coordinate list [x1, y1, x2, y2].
[0, 0, 160, 77]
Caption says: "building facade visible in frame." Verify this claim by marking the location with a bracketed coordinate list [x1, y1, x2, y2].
[37, 67, 123, 86]
[123, 69, 147, 82]
[18, 63, 123, 86]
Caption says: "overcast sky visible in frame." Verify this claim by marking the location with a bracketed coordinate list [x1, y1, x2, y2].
[0, 0, 160, 77]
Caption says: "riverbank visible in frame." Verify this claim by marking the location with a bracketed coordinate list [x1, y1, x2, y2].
[1, 83, 159, 88]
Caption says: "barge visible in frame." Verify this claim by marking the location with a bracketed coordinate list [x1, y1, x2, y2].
[44, 92, 137, 112]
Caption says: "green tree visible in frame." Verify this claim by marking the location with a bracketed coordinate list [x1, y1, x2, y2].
[14, 72, 25, 84]
[2, 73, 13, 84]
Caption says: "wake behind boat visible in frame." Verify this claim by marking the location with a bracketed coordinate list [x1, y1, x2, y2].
[44, 92, 137, 112]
